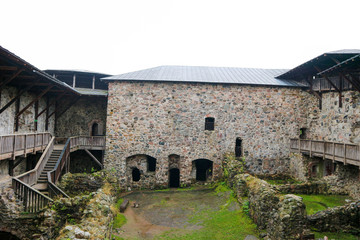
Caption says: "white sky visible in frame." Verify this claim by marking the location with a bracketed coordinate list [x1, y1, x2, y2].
[1, 0, 359, 75]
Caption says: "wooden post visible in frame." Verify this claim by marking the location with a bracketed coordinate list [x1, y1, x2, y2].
[310, 140, 312, 157]
[33, 134, 36, 153]
[333, 142, 335, 163]
[0, 136, 3, 155]
[12, 135, 16, 160]
[298, 139, 301, 153]
[344, 143, 346, 165]
[323, 141, 326, 159]
[24, 134, 27, 157]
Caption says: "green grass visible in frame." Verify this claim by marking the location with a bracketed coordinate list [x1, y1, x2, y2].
[298, 194, 350, 215]
[115, 198, 124, 209]
[113, 213, 127, 228]
[265, 179, 302, 185]
[313, 231, 359, 240]
[155, 184, 258, 240]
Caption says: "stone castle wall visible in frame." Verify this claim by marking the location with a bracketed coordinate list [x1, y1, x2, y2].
[55, 97, 107, 137]
[0, 86, 55, 135]
[308, 91, 360, 143]
[104, 81, 316, 188]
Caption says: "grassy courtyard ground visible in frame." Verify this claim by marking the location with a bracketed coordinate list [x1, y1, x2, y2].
[111, 185, 259, 240]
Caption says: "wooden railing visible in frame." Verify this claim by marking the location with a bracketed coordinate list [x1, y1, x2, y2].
[16, 137, 55, 185]
[69, 136, 106, 152]
[0, 132, 51, 160]
[12, 178, 52, 213]
[49, 138, 70, 185]
[290, 138, 360, 167]
[12, 136, 55, 212]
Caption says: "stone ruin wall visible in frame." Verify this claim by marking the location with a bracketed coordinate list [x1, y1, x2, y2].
[55, 97, 107, 138]
[105, 81, 317, 189]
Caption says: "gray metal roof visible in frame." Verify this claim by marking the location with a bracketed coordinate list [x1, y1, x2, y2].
[102, 66, 305, 87]
[74, 87, 108, 96]
[326, 49, 360, 54]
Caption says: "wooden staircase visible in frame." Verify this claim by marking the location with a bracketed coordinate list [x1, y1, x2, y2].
[32, 146, 64, 196]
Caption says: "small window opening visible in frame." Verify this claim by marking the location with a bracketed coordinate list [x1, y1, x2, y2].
[299, 128, 307, 139]
[132, 168, 140, 181]
[235, 138, 242, 157]
[91, 123, 99, 136]
[147, 156, 156, 172]
[205, 117, 215, 131]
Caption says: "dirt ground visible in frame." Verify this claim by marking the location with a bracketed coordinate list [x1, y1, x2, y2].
[114, 188, 235, 239]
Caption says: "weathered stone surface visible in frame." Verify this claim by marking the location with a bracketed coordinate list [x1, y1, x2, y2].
[57, 172, 104, 196]
[55, 97, 107, 137]
[232, 174, 309, 239]
[105, 81, 313, 189]
[308, 200, 360, 234]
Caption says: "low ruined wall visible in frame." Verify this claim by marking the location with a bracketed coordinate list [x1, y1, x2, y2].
[276, 182, 329, 195]
[232, 174, 309, 239]
[308, 200, 360, 234]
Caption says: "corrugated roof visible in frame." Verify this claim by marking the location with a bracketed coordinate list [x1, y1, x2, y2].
[102, 66, 305, 87]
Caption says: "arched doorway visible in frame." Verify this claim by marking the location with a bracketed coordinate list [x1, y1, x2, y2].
[193, 159, 213, 181]
[91, 122, 99, 136]
[169, 168, 180, 188]
[0, 231, 20, 240]
[132, 168, 140, 181]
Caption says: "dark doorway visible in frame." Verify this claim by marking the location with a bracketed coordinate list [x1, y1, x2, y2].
[169, 168, 180, 188]
[0, 232, 20, 240]
[299, 128, 307, 139]
[132, 168, 140, 181]
[194, 159, 213, 181]
[91, 122, 99, 136]
[147, 156, 156, 172]
[235, 138, 242, 157]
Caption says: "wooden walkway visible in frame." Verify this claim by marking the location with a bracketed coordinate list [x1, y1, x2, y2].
[0, 132, 51, 160]
[290, 138, 360, 167]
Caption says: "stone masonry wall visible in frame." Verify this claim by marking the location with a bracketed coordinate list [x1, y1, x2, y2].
[309, 91, 360, 143]
[105, 81, 316, 189]
[55, 97, 107, 137]
[0, 86, 55, 135]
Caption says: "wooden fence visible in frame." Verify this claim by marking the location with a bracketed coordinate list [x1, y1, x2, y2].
[0, 132, 51, 160]
[69, 136, 106, 152]
[290, 139, 360, 167]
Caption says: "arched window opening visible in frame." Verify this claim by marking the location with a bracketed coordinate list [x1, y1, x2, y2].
[169, 168, 180, 188]
[193, 159, 213, 181]
[91, 122, 99, 136]
[205, 117, 215, 131]
[235, 138, 242, 157]
[147, 156, 156, 172]
[132, 168, 141, 181]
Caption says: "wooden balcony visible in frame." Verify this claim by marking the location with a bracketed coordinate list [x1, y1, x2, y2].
[69, 136, 106, 152]
[290, 138, 360, 167]
[0, 132, 51, 160]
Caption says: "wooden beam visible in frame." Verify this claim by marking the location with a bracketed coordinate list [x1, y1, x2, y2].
[13, 157, 24, 169]
[15, 85, 53, 118]
[304, 78, 322, 100]
[0, 69, 24, 91]
[36, 92, 65, 118]
[56, 96, 81, 119]
[84, 149, 103, 169]
[314, 66, 341, 93]
[339, 72, 360, 92]
[0, 66, 18, 71]
[34, 100, 38, 131]
[45, 97, 49, 131]
[0, 81, 38, 114]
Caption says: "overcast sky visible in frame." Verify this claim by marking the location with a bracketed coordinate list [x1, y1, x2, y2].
[1, 0, 359, 75]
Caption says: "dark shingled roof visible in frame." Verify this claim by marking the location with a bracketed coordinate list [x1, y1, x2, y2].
[102, 65, 305, 87]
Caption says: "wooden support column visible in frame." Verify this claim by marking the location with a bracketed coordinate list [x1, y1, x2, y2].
[84, 149, 103, 169]
[72, 74, 76, 88]
[0, 81, 38, 115]
[14, 97, 20, 132]
[15, 85, 53, 119]
[45, 97, 49, 131]
[34, 100, 39, 131]
[314, 66, 342, 108]
[9, 159, 14, 176]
